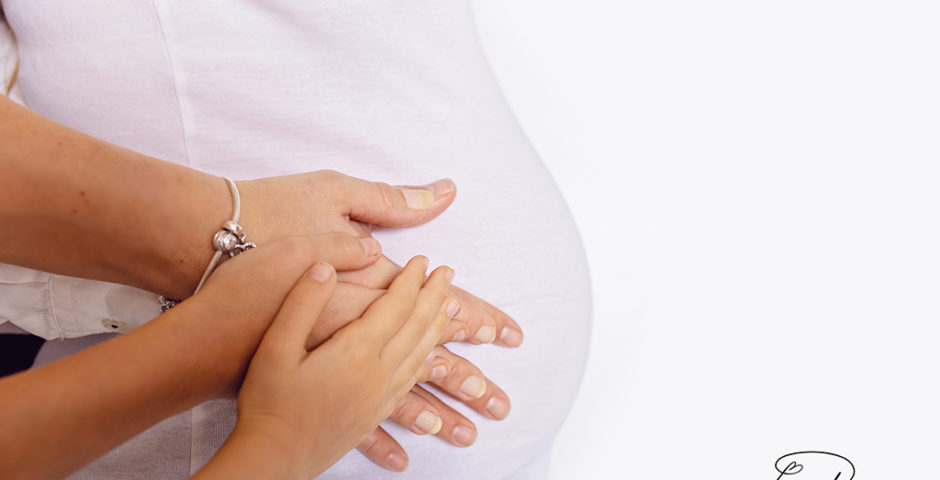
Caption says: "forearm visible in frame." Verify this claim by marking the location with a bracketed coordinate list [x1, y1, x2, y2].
[0, 95, 228, 298]
[0, 298, 263, 480]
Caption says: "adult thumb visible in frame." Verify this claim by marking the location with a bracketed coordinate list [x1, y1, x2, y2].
[344, 177, 457, 228]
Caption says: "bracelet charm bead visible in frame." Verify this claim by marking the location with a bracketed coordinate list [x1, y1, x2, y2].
[213, 221, 255, 257]
[158, 177, 253, 313]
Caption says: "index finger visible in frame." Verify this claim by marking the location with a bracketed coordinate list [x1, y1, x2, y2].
[354, 256, 429, 343]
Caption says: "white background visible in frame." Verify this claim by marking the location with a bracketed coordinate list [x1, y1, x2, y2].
[473, 1, 939, 478]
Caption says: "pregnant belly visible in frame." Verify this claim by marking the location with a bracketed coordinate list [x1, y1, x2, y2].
[320, 162, 593, 479]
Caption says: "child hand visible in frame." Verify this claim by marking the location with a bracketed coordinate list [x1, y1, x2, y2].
[195, 256, 458, 480]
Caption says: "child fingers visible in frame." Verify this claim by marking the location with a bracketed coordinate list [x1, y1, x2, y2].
[381, 265, 455, 362]
[303, 283, 383, 350]
[391, 295, 459, 386]
[356, 256, 429, 342]
[261, 262, 336, 357]
[355, 426, 409, 472]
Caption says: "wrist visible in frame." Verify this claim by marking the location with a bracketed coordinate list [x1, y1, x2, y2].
[195, 418, 319, 480]
[231, 178, 275, 246]
[134, 170, 232, 299]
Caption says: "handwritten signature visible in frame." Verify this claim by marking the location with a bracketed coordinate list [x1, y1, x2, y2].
[774, 451, 854, 480]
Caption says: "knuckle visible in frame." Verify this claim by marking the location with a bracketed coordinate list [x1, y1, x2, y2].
[390, 395, 423, 423]
[332, 232, 359, 259]
[373, 181, 398, 214]
[447, 356, 477, 381]
[358, 430, 383, 456]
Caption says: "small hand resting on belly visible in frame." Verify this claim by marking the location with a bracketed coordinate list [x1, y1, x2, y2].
[194, 255, 459, 480]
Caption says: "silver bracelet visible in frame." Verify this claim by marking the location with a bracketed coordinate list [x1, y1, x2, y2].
[159, 177, 256, 312]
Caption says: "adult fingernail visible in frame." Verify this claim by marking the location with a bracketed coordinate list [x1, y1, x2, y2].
[416, 410, 443, 435]
[445, 299, 460, 318]
[498, 327, 524, 347]
[430, 363, 448, 381]
[473, 325, 496, 343]
[308, 263, 332, 283]
[459, 376, 486, 399]
[358, 237, 379, 257]
[452, 426, 476, 447]
[401, 189, 434, 209]
[452, 329, 467, 342]
[486, 396, 511, 419]
[386, 453, 408, 471]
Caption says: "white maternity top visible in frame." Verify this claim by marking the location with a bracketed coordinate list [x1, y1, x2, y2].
[0, 1, 592, 478]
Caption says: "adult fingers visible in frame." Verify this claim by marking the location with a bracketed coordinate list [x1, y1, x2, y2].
[388, 390, 443, 436]
[367, 180, 457, 230]
[421, 346, 514, 420]
[332, 171, 457, 228]
[441, 284, 524, 348]
[335, 255, 399, 288]
[305, 231, 382, 272]
[260, 262, 336, 358]
[355, 256, 428, 343]
[356, 426, 409, 472]
[408, 385, 479, 447]
[382, 265, 456, 363]
[339, 256, 524, 347]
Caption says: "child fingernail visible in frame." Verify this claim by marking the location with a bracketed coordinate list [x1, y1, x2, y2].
[452, 329, 467, 342]
[452, 426, 476, 447]
[459, 376, 486, 399]
[443, 267, 455, 283]
[498, 327, 524, 347]
[386, 453, 408, 471]
[308, 263, 332, 283]
[415, 410, 443, 434]
[402, 189, 434, 209]
[473, 325, 496, 343]
[415, 255, 430, 270]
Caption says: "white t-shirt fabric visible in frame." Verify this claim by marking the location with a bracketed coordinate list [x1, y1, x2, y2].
[1, 1, 592, 478]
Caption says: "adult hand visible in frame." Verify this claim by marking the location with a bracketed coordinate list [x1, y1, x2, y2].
[312, 280, 517, 471]
[237, 169, 523, 348]
[235, 170, 523, 470]
[235, 169, 455, 248]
